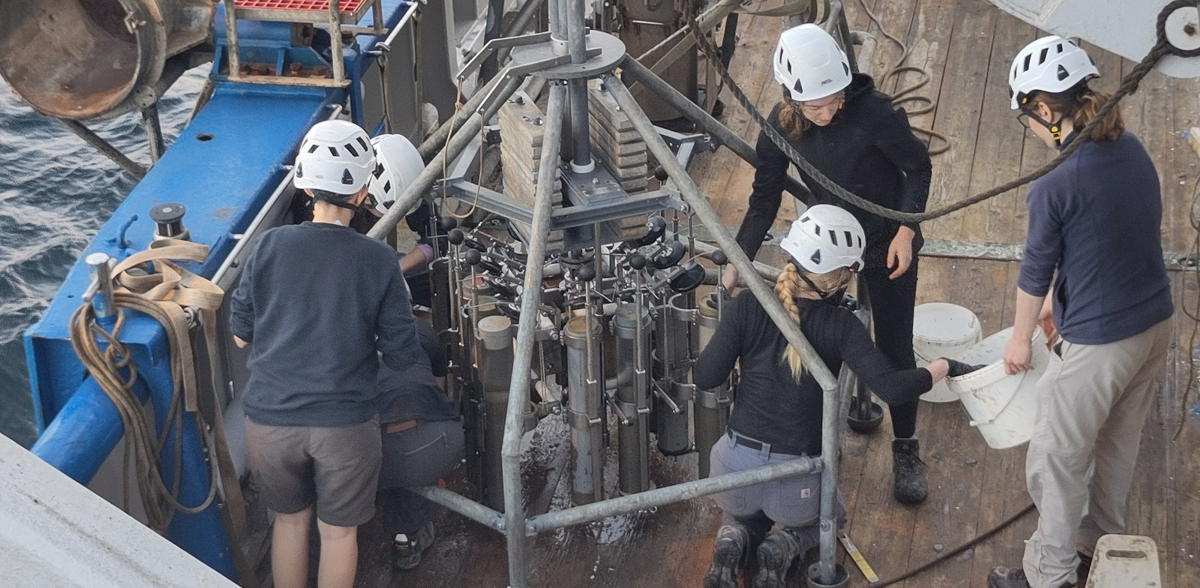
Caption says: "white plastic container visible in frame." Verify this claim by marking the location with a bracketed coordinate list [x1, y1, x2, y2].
[912, 303, 983, 403]
[946, 327, 1057, 449]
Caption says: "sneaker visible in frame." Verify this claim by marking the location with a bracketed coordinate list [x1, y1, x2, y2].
[703, 526, 748, 588]
[753, 529, 803, 588]
[987, 566, 1074, 588]
[892, 438, 928, 504]
[391, 521, 436, 571]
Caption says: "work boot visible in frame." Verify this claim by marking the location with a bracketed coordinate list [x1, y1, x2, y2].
[704, 526, 748, 588]
[391, 521, 436, 571]
[987, 566, 1074, 588]
[753, 529, 804, 588]
[892, 438, 928, 504]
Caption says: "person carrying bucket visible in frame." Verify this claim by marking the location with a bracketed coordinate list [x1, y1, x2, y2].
[722, 23, 936, 505]
[696, 205, 978, 588]
[989, 36, 1173, 588]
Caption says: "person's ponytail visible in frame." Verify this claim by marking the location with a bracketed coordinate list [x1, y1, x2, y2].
[1072, 89, 1123, 142]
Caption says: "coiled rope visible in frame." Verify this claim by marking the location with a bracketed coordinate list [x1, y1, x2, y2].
[70, 239, 258, 586]
[687, 0, 1196, 223]
[852, 0, 950, 155]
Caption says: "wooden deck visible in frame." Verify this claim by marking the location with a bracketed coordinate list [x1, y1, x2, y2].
[355, 1, 1200, 586]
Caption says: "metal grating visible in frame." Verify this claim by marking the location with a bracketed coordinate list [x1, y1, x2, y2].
[235, 0, 367, 11]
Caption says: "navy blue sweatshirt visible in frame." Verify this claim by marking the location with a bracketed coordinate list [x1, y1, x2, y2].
[230, 222, 419, 427]
[1019, 132, 1172, 344]
[736, 74, 932, 270]
[693, 292, 933, 456]
[376, 320, 458, 424]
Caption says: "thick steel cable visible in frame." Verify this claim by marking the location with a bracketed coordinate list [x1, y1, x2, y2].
[687, 8, 1174, 223]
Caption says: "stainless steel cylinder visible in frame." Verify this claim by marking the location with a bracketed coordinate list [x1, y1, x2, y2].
[654, 293, 693, 456]
[564, 315, 604, 505]
[85, 253, 115, 319]
[693, 292, 731, 478]
[613, 303, 652, 495]
[478, 315, 515, 511]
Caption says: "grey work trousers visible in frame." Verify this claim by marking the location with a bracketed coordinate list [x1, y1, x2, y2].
[1021, 318, 1171, 588]
[378, 419, 465, 536]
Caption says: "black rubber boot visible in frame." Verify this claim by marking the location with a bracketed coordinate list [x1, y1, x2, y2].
[892, 438, 928, 504]
[753, 529, 805, 588]
[704, 525, 748, 588]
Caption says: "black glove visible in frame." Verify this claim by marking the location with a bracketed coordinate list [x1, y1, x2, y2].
[943, 358, 986, 378]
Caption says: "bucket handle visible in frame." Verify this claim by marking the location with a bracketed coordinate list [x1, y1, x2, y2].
[967, 370, 1030, 428]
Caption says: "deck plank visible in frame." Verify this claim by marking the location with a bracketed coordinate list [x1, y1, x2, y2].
[354, 1, 1200, 586]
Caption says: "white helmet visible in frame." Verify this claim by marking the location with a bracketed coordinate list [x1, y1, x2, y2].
[294, 120, 376, 196]
[1008, 36, 1099, 110]
[774, 24, 852, 102]
[780, 205, 865, 274]
[368, 134, 426, 215]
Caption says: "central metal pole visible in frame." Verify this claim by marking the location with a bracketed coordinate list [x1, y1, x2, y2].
[502, 82, 566, 588]
[603, 72, 843, 585]
[567, 0, 593, 171]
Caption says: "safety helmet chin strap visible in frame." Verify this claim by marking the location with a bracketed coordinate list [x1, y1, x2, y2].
[794, 262, 853, 300]
[1019, 94, 1079, 146]
[314, 191, 372, 213]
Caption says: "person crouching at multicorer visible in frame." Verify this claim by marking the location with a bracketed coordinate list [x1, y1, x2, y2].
[366, 133, 445, 307]
[695, 205, 978, 588]
[230, 120, 419, 588]
[722, 24, 935, 505]
[987, 36, 1173, 588]
[375, 319, 465, 571]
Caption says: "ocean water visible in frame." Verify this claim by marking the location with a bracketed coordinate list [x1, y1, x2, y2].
[0, 68, 206, 447]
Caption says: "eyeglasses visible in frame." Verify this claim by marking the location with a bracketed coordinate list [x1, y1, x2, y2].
[1016, 112, 1031, 129]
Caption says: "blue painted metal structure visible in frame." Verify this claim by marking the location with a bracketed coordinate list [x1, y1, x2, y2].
[23, 1, 413, 580]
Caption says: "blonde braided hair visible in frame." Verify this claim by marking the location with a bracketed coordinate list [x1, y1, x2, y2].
[774, 263, 853, 380]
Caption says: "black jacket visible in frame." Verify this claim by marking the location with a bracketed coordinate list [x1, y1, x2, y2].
[693, 292, 932, 456]
[735, 74, 932, 270]
[377, 320, 459, 424]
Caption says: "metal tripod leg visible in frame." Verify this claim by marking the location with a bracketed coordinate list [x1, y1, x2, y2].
[500, 81, 566, 588]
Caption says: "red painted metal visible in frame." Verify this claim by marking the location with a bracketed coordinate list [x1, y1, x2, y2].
[234, 0, 367, 12]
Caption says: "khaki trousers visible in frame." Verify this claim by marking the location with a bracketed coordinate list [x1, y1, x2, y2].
[1022, 318, 1171, 588]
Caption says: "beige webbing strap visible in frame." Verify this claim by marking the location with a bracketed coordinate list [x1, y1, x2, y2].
[111, 239, 259, 587]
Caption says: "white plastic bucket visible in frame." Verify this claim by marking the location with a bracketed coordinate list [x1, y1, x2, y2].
[946, 327, 1057, 449]
[912, 303, 982, 403]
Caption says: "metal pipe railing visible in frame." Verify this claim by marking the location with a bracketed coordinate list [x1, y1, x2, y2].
[417, 73, 505, 162]
[526, 456, 821, 533]
[501, 81, 567, 588]
[603, 72, 844, 584]
[368, 73, 525, 240]
[617, 56, 811, 201]
[410, 485, 506, 532]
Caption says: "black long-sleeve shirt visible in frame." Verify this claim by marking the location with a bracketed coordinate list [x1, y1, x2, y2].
[230, 221, 419, 427]
[693, 292, 933, 456]
[735, 74, 932, 270]
[376, 320, 458, 424]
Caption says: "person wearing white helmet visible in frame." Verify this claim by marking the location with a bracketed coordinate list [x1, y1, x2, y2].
[230, 119, 420, 588]
[695, 206, 975, 588]
[724, 23, 935, 505]
[988, 37, 1172, 588]
[366, 134, 443, 307]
